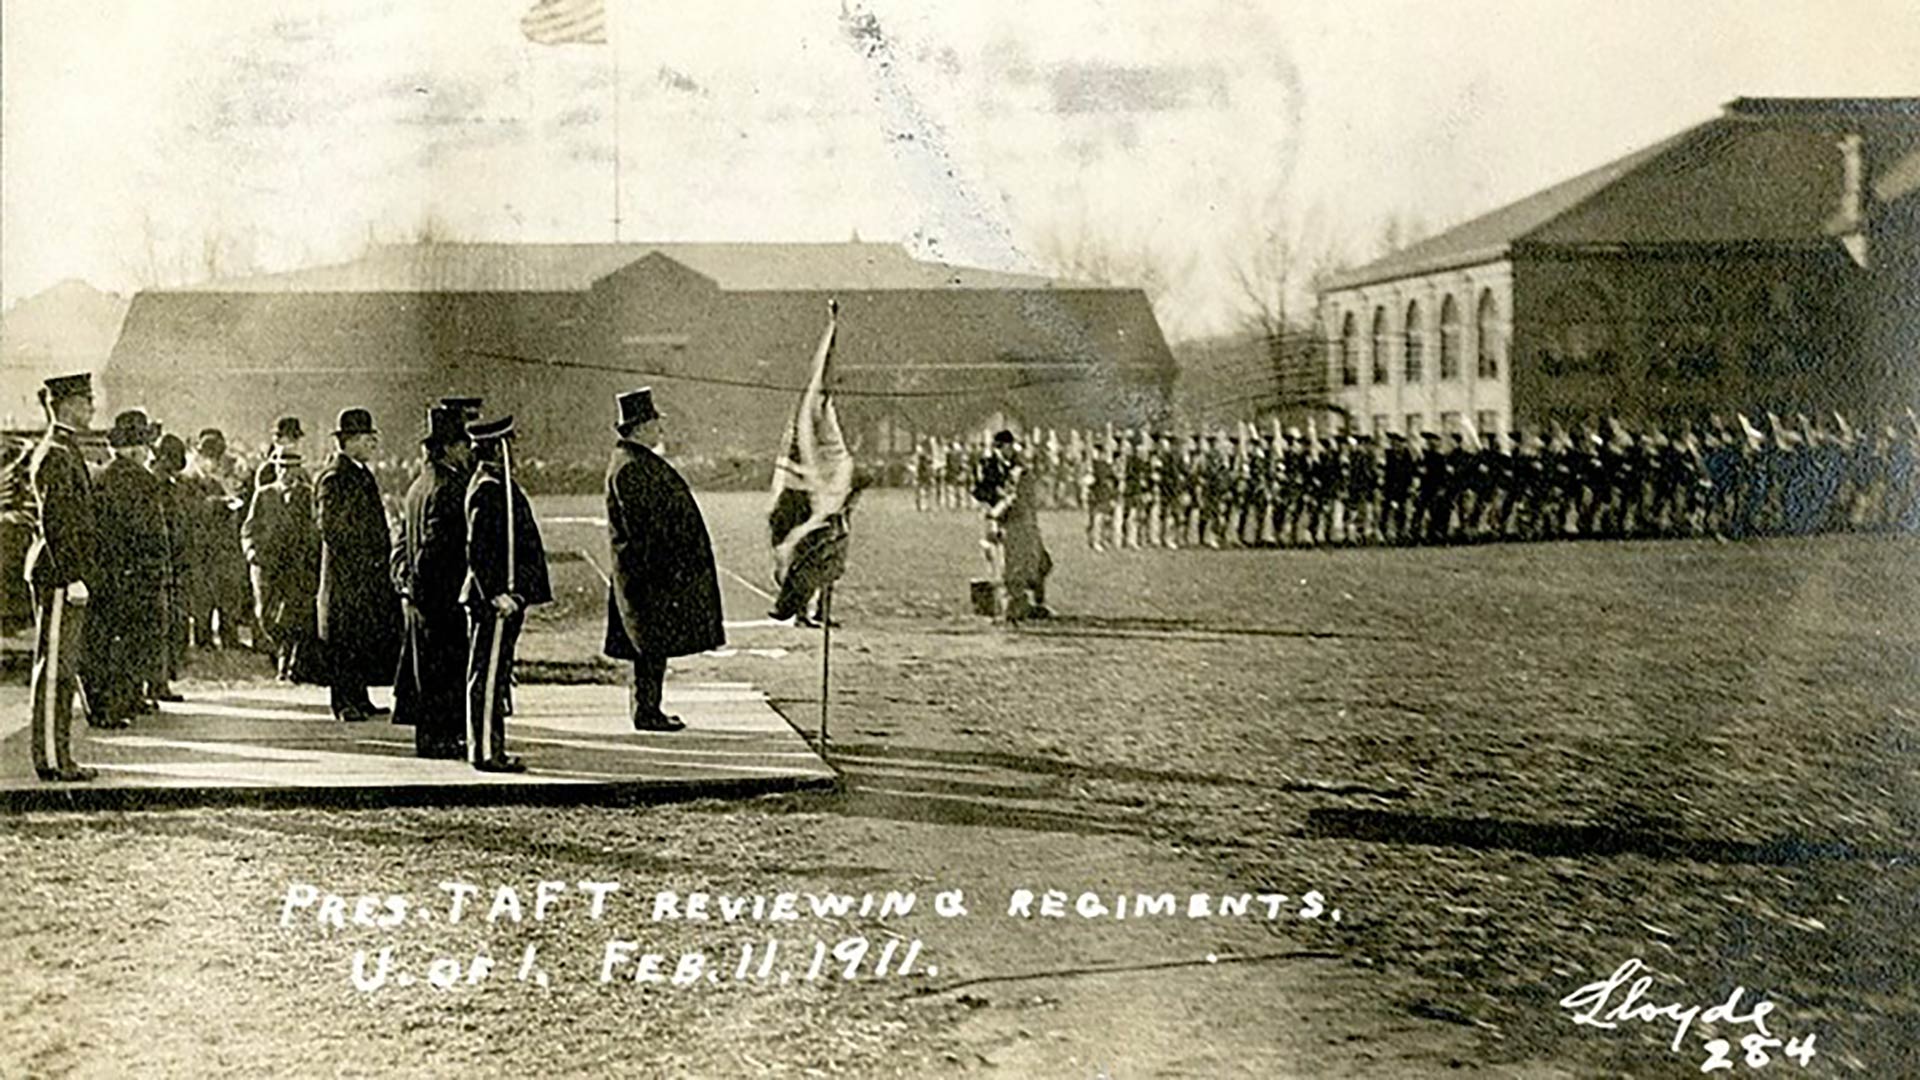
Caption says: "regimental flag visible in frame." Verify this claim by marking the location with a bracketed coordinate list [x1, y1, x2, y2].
[521, 0, 607, 45]
[769, 302, 856, 598]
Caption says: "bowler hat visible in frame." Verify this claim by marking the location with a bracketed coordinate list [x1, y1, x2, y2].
[42, 373, 92, 402]
[467, 415, 515, 443]
[422, 405, 468, 447]
[614, 387, 659, 432]
[334, 408, 377, 437]
[273, 416, 305, 441]
[107, 409, 154, 449]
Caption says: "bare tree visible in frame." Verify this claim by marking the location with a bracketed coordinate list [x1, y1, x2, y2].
[1032, 218, 1195, 338]
[1226, 193, 1341, 416]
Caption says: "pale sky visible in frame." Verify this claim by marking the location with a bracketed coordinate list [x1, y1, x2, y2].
[4, 0, 1918, 339]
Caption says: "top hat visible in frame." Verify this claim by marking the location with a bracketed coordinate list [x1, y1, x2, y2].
[107, 409, 155, 449]
[467, 415, 515, 443]
[334, 408, 377, 438]
[42, 373, 93, 402]
[439, 396, 484, 421]
[614, 387, 659, 432]
[422, 405, 468, 447]
[273, 416, 305, 441]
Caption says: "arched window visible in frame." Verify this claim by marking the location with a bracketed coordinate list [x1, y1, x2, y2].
[1339, 311, 1359, 386]
[1438, 294, 1461, 379]
[1370, 307, 1389, 384]
[1475, 290, 1501, 379]
[1403, 300, 1424, 382]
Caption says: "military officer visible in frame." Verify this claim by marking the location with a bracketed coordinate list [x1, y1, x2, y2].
[461, 415, 550, 772]
[25, 374, 101, 780]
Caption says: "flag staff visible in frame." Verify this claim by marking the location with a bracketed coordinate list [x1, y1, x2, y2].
[610, 4, 622, 240]
[818, 584, 832, 750]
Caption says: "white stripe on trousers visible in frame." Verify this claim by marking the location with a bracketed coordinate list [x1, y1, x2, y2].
[473, 614, 504, 765]
[44, 588, 63, 767]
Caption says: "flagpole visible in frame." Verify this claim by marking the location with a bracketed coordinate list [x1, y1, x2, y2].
[818, 585, 832, 752]
[610, 2, 622, 241]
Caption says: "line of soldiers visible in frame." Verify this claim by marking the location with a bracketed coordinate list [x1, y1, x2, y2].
[911, 416, 1920, 549]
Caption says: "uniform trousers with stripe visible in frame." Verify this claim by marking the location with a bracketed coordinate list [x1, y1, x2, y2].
[466, 608, 523, 766]
[29, 586, 86, 774]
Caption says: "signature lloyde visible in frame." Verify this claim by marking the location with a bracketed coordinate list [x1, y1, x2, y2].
[1558, 958, 1775, 1053]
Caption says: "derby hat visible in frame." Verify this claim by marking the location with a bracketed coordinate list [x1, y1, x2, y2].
[107, 409, 154, 448]
[334, 408, 377, 438]
[273, 416, 305, 441]
[467, 415, 515, 443]
[422, 405, 468, 447]
[614, 387, 659, 432]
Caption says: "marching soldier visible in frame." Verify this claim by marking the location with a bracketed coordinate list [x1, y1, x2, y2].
[461, 415, 550, 773]
[1085, 440, 1118, 551]
[25, 374, 101, 780]
[392, 406, 474, 757]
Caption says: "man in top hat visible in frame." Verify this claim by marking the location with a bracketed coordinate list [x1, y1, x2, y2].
[460, 415, 550, 771]
[603, 388, 723, 732]
[391, 405, 474, 757]
[89, 409, 171, 728]
[252, 416, 307, 492]
[314, 408, 402, 722]
[24, 374, 101, 780]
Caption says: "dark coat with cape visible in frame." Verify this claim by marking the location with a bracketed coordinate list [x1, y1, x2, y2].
[603, 441, 724, 660]
[314, 452, 401, 685]
[390, 459, 469, 731]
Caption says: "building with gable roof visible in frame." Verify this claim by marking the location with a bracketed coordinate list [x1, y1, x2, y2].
[105, 242, 1174, 461]
[1316, 97, 1920, 438]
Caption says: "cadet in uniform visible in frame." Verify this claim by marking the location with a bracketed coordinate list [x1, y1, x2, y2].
[461, 415, 551, 772]
[25, 374, 100, 780]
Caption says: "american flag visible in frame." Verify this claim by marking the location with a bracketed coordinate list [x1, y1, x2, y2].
[769, 302, 856, 592]
[520, 0, 607, 45]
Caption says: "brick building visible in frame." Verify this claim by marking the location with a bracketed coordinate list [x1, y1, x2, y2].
[105, 242, 1174, 461]
[1316, 97, 1920, 437]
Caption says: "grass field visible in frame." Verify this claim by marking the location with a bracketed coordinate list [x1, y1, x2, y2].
[3, 489, 1917, 1076]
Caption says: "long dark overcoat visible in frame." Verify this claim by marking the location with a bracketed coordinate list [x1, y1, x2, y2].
[314, 453, 401, 685]
[603, 441, 725, 660]
[391, 460, 469, 732]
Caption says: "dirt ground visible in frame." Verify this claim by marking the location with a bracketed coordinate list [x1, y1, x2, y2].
[3, 490, 1916, 1077]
